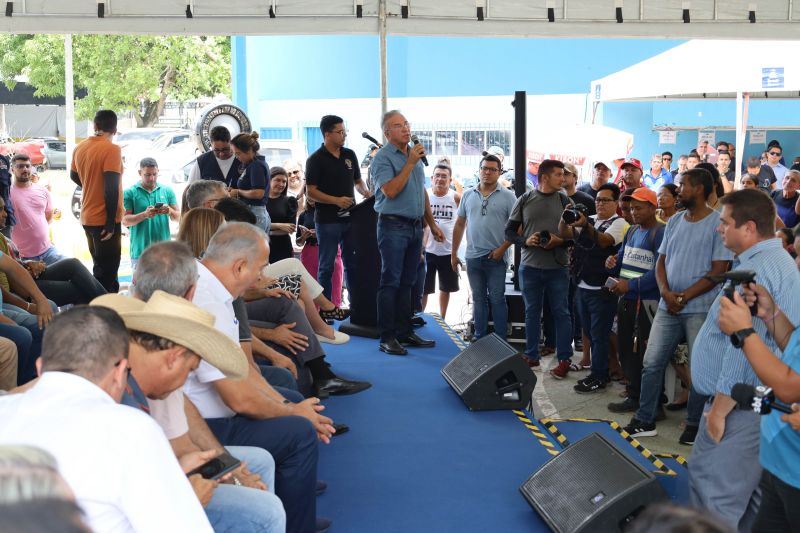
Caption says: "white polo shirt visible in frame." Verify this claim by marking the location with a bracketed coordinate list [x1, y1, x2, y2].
[0, 372, 212, 533]
[183, 260, 240, 419]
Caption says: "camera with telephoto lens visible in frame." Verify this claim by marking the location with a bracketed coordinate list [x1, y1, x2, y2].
[562, 203, 589, 225]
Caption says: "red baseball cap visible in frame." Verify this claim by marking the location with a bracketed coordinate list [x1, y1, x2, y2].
[620, 158, 643, 172]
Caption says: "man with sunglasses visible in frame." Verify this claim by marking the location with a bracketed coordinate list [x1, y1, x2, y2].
[451, 154, 515, 341]
[764, 143, 789, 182]
[188, 126, 241, 187]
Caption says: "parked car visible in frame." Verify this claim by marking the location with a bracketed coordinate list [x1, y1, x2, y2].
[42, 139, 67, 169]
[0, 138, 47, 168]
[114, 128, 171, 153]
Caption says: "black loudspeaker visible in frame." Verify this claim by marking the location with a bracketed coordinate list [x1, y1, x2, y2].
[520, 433, 668, 532]
[441, 333, 535, 410]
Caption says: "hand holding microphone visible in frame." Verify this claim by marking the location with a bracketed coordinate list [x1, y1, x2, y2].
[410, 135, 429, 166]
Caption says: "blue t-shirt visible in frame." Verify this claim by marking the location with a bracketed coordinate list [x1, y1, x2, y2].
[614, 224, 665, 301]
[771, 189, 800, 229]
[236, 158, 269, 207]
[657, 210, 733, 314]
[761, 328, 800, 489]
[457, 186, 516, 260]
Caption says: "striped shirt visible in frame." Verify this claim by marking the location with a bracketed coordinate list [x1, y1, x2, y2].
[692, 238, 800, 396]
[658, 210, 733, 314]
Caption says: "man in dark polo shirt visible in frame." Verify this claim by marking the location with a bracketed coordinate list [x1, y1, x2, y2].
[306, 115, 372, 304]
[371, 110, 444, 355]
[188, 126, 241, 187]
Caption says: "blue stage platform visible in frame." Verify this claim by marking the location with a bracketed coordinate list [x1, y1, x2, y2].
[316, 315, 688, 532]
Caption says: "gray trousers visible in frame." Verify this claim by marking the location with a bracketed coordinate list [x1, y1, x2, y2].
[689, 402, 762, 532]
[247, 295, 325, 396]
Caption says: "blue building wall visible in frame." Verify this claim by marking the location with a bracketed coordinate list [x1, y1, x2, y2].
[232, 35, 800, 166]
[602, 100, 800, 168]
[233, 35, 683, 100]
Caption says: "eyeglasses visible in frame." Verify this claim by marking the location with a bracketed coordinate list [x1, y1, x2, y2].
[389, 122, 411, 130]
[480, 166, 500, 173]
[481, 197, 489, 216]
[769, 152, 781, 157]
[212, 148, 232, 155]
[287, 170, 302, 176]
[13, 164, 31, 169]
[331, 129, 347, 136]
[595, 198, 616, 203]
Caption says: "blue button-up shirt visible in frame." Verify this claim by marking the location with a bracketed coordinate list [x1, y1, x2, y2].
[643, 168, 672, 191]
[371, 144, 426, 219]
[692, 238, 800, 396]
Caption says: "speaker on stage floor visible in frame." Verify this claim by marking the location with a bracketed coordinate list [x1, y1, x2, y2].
[441, 333, 535, 411]
[519, 432, 668, 533]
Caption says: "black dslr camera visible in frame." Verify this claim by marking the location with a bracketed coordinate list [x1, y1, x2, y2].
[562, 203, 589, 225]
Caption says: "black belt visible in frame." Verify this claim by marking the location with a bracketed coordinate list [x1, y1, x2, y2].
[379, 214, 422, 225]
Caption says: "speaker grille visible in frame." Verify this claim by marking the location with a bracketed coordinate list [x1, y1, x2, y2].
[520, 433, 656, 532]
[441, 334, 519, 393]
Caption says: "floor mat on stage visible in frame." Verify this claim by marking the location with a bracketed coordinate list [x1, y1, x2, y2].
[316, 315, 687, 532]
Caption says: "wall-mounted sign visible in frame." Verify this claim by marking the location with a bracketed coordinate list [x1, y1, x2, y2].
[659, 130, 677, 144]
[762, 68, 784, 89]
[750, 130, 767, 144]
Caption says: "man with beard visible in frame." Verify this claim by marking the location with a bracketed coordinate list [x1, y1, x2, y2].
[8, 154, 63, 265]
[623, 168, 732, 445]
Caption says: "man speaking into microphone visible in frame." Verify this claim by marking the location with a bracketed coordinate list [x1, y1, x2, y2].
[370, 111, 444, 356]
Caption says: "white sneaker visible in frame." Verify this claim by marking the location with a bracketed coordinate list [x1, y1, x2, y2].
[316, 331, 350, 345]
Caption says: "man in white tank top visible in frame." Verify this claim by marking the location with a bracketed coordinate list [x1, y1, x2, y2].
[422, 164, 461, 318]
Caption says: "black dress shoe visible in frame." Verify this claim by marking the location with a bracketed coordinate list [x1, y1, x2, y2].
[316, 517, 332, 533]
[398, 332, 435, 348]
[315, 377, 372, 396]
[379, 338, 408, 355]
[332, 422, 350, 437]
[411, 315, 426, 327]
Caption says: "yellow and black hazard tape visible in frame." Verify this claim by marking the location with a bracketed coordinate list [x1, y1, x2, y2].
[539, 417, 678, 477]
[538, 418, 571, 448]
[513, 410, 560, 456]
[655, 453, 689, 469]
[431, 313, 468, 349]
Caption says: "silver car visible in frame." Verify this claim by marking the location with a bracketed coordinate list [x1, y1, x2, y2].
[43, 139, 67, 169]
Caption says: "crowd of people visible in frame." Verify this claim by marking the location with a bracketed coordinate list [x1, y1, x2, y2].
[0, 106, 799, 532]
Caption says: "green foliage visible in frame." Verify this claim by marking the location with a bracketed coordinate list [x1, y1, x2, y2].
[0, 34, 231, 126]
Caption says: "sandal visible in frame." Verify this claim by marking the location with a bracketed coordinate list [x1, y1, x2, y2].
[569, 362, 590, 371]
[319, 306, 350, 321]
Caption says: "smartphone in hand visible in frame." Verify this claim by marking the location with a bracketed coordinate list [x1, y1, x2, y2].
[187, 451, 241, 481]
[604, 277, 619, 290]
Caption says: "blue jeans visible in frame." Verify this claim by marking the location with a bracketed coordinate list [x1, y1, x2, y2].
[635, 309, 708, 425]
[376, 216, 423, 342]
[412, 253, 426, 314]
[249, 205, 271, 233]
[2, 303, 53, 384]
[576, 288, 618, 380]
[519, 265, 572, 361]
[315, 221, 353, 302]
[21, 245, 65, 266]
[0, 322, 31, 386]
[466, 256, 508, 339]
[207, 445, 286, 532]
[205, 414, 318, 533]
[259, 364, 299, 391]
[34, 257, 107, 307]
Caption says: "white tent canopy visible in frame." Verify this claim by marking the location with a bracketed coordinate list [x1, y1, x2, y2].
[591, 40, 800, 102]
[2, 0, 800, 38]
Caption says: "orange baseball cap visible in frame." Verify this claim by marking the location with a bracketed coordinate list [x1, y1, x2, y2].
[630, 187, 657, 206]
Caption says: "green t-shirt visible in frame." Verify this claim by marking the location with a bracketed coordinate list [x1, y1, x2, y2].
[123, 183, 176, 259]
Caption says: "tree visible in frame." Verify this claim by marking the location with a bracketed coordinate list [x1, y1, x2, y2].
[0, 34, 231, 127]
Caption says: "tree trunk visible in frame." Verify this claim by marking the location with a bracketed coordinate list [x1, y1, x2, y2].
[137, 64, 177, 128]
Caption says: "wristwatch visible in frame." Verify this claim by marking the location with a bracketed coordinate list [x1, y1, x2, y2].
[730, 327, 756, 349]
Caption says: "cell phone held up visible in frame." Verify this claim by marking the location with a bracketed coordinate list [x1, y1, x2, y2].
[604, 277, 618, 290]
[186, 451, 241, 481]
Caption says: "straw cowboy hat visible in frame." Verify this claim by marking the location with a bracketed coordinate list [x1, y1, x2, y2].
[90, 290, 248, 380]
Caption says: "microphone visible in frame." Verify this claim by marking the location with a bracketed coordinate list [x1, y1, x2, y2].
[410, 134, 429, 166]
[731, 383, 794, 415]
[361, 132, 382, 147]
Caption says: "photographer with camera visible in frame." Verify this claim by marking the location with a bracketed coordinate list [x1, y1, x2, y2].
[696, 189, 800, 532]
[559, 183, 627, 393]
[505, 160, 574, 376]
